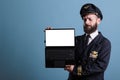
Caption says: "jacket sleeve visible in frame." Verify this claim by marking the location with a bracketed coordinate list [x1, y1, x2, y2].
[81, 39, 111, 76]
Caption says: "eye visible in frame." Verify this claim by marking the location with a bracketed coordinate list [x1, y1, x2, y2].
[88, 18, 92, 21]
[83, 18, 87, 22]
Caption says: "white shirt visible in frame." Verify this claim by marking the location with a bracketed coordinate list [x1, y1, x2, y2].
[86, 30, 99, 45]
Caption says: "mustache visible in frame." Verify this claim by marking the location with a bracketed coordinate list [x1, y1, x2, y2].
[84, 25, 91, 28]
[84, 24, 91, 27]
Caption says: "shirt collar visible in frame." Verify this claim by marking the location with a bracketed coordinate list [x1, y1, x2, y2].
[86, 30, 99, 39]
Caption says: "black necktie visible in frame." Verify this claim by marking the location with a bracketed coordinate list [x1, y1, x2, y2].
[85, 35, 90, 46]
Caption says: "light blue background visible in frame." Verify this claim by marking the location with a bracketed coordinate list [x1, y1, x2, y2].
[1, 0, 119, 80]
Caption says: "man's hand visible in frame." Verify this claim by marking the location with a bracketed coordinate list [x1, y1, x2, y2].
[44, 27, 52, 32]
[64, 65, 74, 72]
[46, 27, 52, 30]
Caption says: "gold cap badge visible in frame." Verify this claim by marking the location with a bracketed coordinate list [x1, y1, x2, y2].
[84, 5, 89, 9]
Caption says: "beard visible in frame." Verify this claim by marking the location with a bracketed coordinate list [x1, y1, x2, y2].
[83, 23, 98, 34]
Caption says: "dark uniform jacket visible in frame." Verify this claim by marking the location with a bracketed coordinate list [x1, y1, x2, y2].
[68, 32, 111, 80]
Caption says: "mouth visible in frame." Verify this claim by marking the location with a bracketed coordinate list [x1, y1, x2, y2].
[84, 26, 91, 29]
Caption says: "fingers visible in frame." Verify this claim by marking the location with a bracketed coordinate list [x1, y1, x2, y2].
[44, 26, 52, 32]
[46, 27, 52, 30]
[64, 65, 74, 72]
[64, 65, 71, 70]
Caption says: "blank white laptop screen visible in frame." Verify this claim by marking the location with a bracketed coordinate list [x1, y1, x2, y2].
[45, 29, 75, 47]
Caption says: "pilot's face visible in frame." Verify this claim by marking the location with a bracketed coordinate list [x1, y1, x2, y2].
[83, 13, 101, 34]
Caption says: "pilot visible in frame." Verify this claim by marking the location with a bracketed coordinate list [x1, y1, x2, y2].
[64, 3, 111, 80]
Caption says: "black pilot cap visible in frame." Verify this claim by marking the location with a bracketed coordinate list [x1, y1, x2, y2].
[80, 3, 103, 20]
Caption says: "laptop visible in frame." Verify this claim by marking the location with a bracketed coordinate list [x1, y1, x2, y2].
[44, 28, 75, 68]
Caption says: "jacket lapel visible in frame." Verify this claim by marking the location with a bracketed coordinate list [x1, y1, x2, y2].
[84, 32, 104, 57]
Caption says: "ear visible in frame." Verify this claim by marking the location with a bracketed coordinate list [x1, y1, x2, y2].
[97, 18, 101, 25]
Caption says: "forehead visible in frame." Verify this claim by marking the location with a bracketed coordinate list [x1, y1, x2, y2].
[83, 13, 98, 19]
